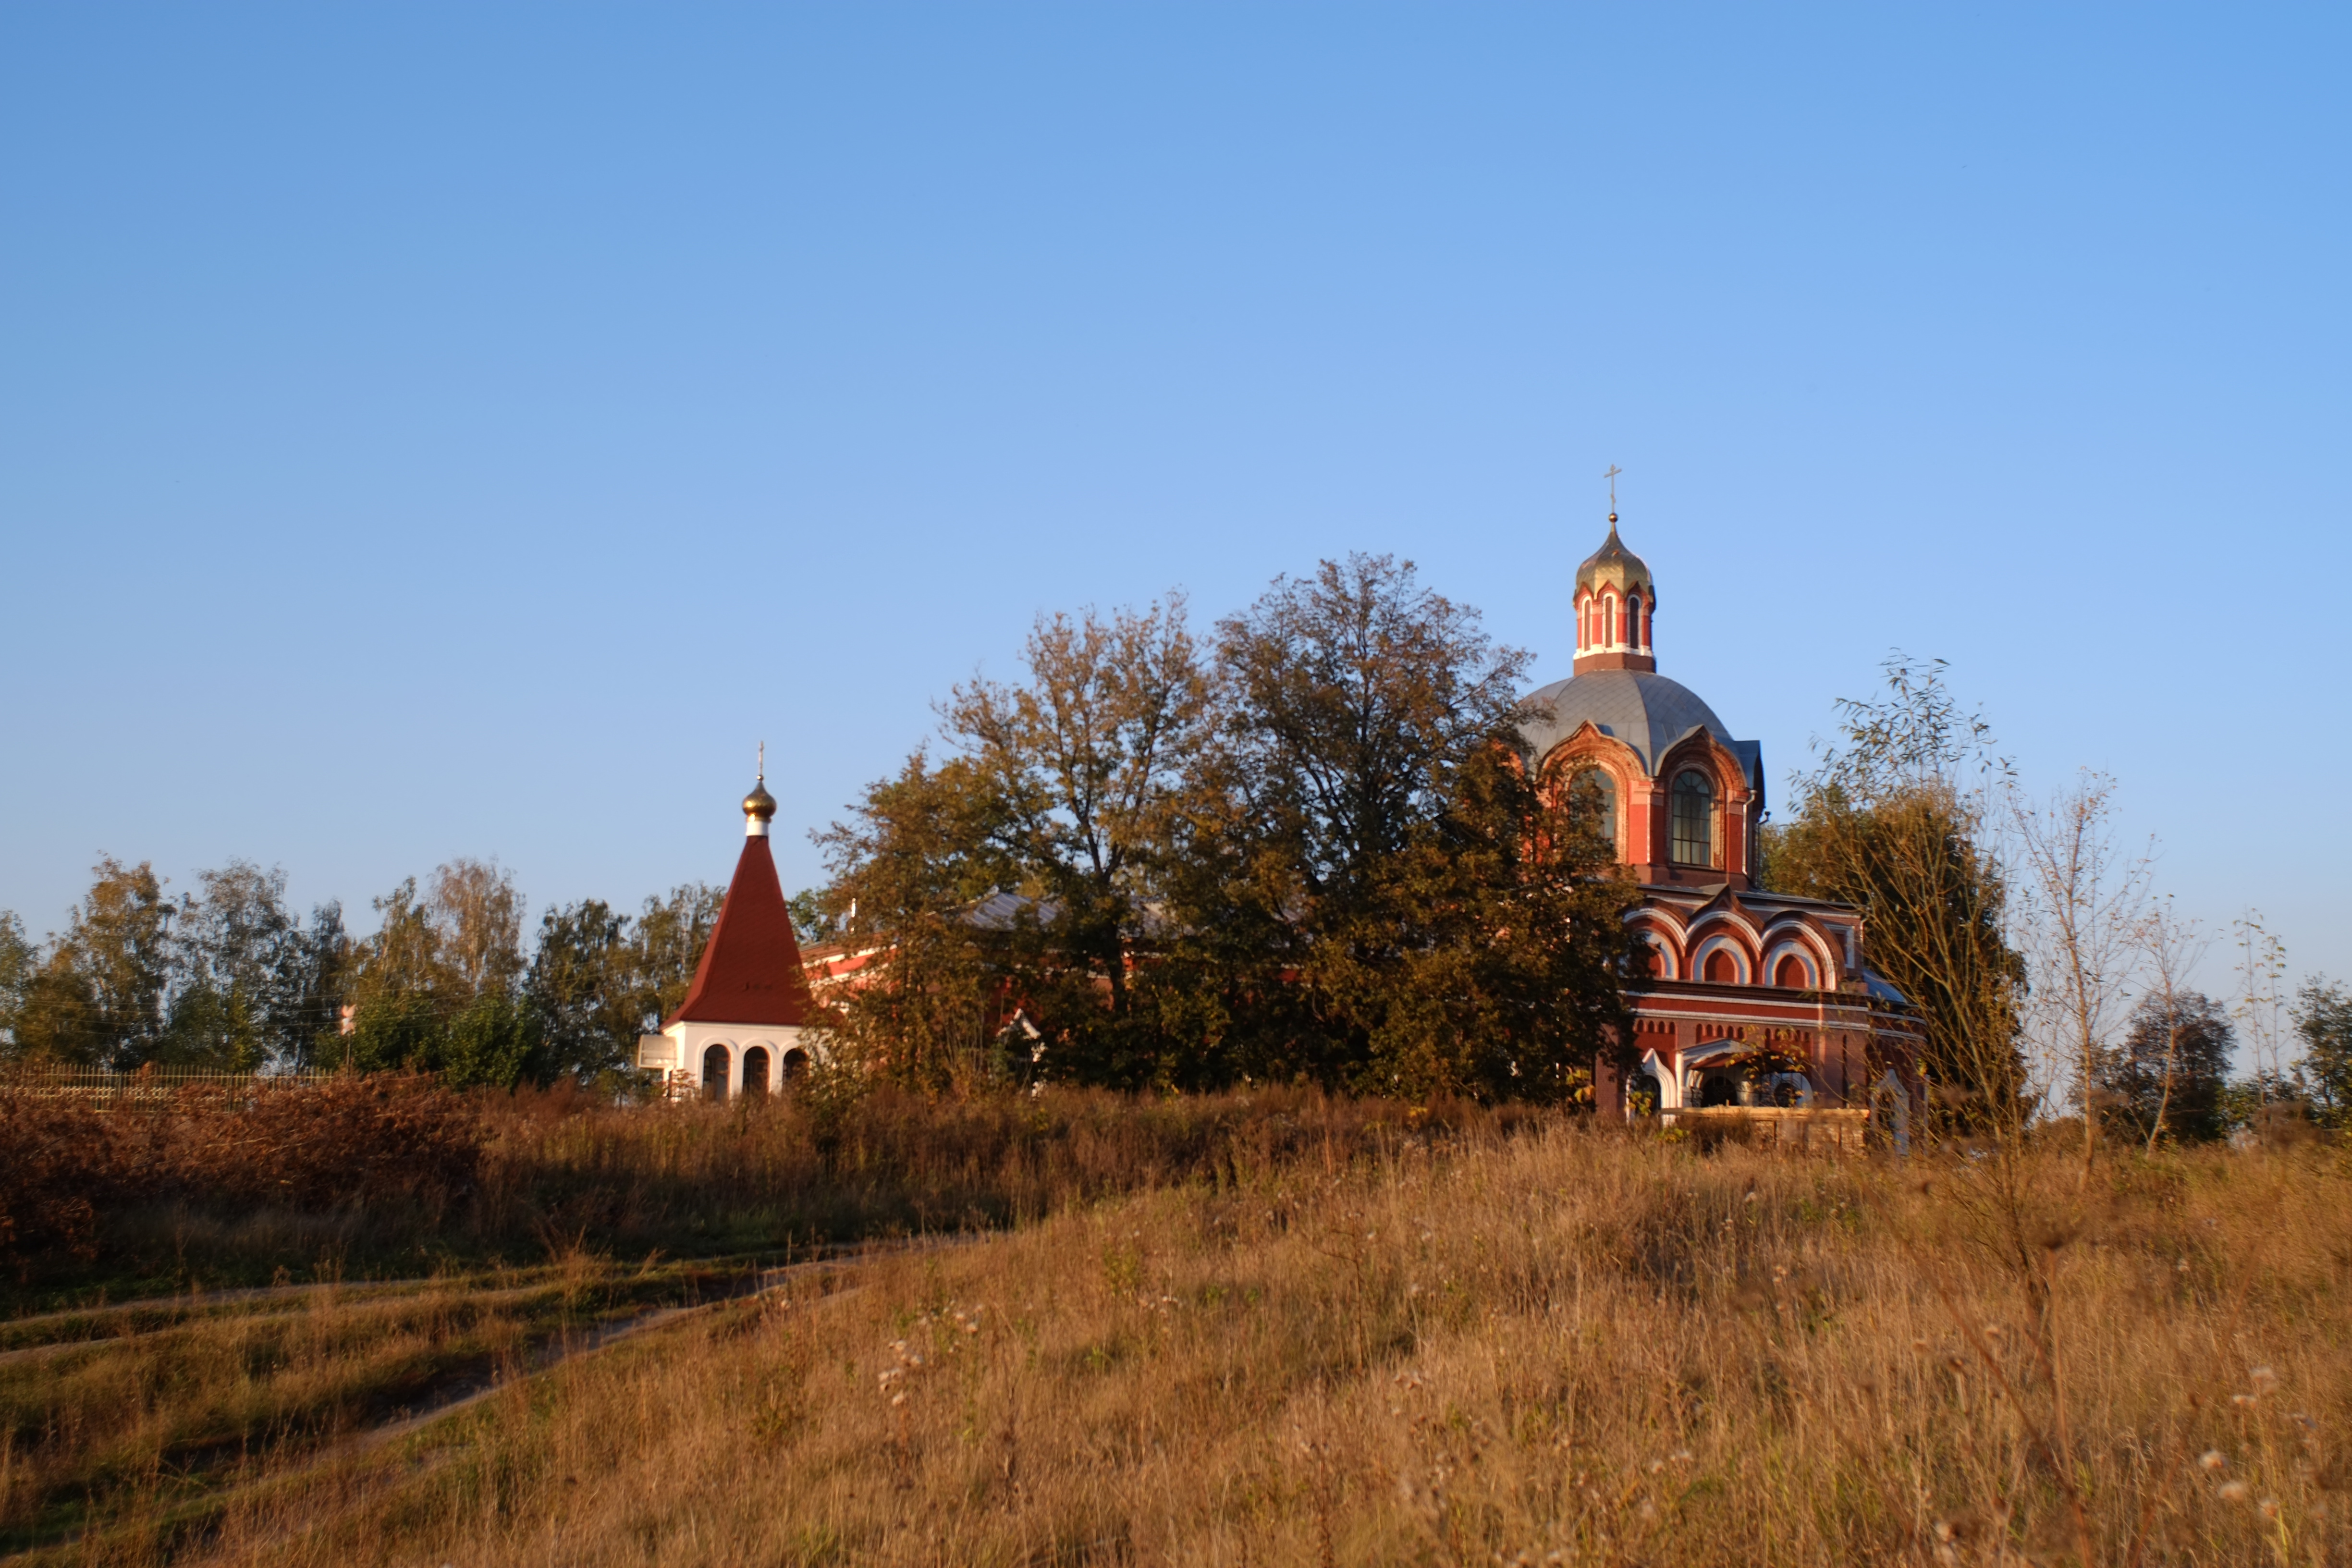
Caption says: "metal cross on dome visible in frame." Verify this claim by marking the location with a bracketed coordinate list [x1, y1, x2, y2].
[1604, 464, 1622, 512]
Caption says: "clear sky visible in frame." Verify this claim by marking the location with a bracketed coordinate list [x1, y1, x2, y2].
[4, 6, 2346, 1004]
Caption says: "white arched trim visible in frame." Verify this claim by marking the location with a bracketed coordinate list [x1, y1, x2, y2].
[1629, 903, 1692, 945]
[1632, 924, 1680, 980]
[1685, 906, 1765, 947]
[1760, 919, 1839, 981]
[1759, 941, 1822, 991]
[1690, 933, 1753, 985]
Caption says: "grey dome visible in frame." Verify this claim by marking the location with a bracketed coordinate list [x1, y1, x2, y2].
[1518, 669, 1763, 797]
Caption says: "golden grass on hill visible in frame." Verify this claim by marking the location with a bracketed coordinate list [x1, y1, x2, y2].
[2, 1081, 1463, 1303]
[39, 1120, 2344, 1567]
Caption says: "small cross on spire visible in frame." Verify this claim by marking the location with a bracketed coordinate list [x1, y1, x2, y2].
[1603, 464, 1622, 526]
[757, 740, 765, 782]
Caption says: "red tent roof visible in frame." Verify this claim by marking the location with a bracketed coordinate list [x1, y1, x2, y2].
[665, 834, 818, 1027]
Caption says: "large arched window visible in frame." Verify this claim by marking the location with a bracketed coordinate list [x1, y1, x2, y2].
[1571, 767, 1617, 851]
[1671, 770, 1715, 866]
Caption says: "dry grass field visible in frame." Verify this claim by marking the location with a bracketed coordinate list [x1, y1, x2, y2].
[7, 1104, 2346, 1567]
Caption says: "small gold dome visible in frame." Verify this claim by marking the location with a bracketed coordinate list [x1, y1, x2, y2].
[1576, 515, 1654, 598]
[743, 779, 778, 822]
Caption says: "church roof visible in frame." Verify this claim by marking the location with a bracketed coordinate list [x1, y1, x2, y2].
[666, 834, 818, 1027]
[1518, 668, 1764, 797]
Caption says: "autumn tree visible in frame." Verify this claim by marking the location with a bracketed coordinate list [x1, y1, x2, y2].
[1180, 554, 1640, 1098]
[942, 597, 1213, 1087]
[11, 858, 175, 1067]
[1764, 656, 2028, 1125]
[814, 753, 1017, 1090]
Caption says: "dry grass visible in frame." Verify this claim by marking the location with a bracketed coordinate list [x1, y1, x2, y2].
[0, 1252, 761, 1553]
[2, 1082, 1464, 1305]
[23, 1120, 2348, 1566]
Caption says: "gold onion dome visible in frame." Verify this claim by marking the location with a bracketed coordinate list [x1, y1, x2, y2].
[1576, 514, 1654, 597]
[743, 778, 778, 823]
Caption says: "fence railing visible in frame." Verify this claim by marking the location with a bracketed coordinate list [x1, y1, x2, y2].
[0, 1066, 338, 1103]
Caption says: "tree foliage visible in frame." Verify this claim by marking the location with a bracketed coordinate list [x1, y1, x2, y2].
[2295, 977, 2352, 1128]
[2097, 990, 2233, 1143]
[814, 556, 1641, 1101]
[1763, 656, 2027, 1119]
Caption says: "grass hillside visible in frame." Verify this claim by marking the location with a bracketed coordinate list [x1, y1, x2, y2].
[7, 1104, 2344, 1566]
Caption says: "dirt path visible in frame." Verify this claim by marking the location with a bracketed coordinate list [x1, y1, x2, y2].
[12, 1234, 976, 1562]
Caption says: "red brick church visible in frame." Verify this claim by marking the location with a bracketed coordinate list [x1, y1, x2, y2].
[1523, 510, 1918, 1125]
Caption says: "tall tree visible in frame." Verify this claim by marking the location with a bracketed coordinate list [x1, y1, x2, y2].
[161, 860, 296, 1070]
[2011, 773, 2151, 1171]
[340, 860, 527, 1082]
[942, 597, 1212, 1086]
[12, 858, 175, 1067]
[627, 882, 726, 1035]
[527, 898, 638, 1081]
[429, 858, 526, 999]
[1764, 656, 2027, 1125]
[2097, 990, 2233, 1144]
[0, 911, 33, 1057]
[1186, 553, 1636, 1096]
[2294, 977, 2352, 1128]
[816, 753, 1018, 1090]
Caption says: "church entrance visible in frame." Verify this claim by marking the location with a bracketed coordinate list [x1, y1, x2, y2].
[742, 1046, 770, 1099]
[702, 1044, 730, 1102]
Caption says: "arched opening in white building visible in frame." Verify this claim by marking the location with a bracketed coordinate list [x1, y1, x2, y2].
[702, 1044, 730, 1102]
[742, 1045, 770, 1099]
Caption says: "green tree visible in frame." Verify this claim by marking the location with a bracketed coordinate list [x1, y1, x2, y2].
[2096, 991, 2233, 1143]
[627, 882, 726, 1034]
[0, 911, 34, 1057]
[787, 888, 839, 945]
[1316, 743, 1641, 1102]
[1184, 553, 1636, 1097]
[339, 860, 525, 1074]
[160, 861, 296, 1070]
[441, 991, 541, 1089]
[526, 898, 639, 1082]
[12, 858, 175, 1067]
[2294, 977, 2352, 1127]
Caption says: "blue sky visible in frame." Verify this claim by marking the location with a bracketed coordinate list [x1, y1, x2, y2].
[4, 6, 2346, 1003]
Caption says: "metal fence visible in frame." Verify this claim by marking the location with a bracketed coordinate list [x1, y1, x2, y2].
[0, 1066, 337, 1103]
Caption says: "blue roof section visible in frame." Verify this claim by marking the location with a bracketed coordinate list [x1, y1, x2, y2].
[1518, 669, 1764, 796]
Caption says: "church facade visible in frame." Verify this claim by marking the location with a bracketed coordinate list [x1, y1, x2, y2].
[1522, 513, 1919, 1120]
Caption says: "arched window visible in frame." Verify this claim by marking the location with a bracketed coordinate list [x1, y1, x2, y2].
[1774, 954, 1810, 989]
[1626, 593, 1642, 649]
[742, 1045, 770, 1099]
[702, 1043, 731, 1102]
[1703, 947, 1738, 984]
[1576, 596, 1588, 650]
[1671, 770, 1715, 865]
[1603, 595, 1616, 646]
[1572, 767, 1617, 850]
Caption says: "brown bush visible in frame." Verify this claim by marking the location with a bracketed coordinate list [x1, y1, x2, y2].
[0, 1073, 481, 1283]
